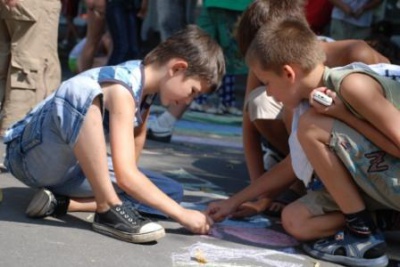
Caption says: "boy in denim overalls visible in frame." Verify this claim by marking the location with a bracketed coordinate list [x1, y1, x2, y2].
[4, 25, 225, 243]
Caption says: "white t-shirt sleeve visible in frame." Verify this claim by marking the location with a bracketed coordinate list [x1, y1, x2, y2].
[289, 101, 314, 186]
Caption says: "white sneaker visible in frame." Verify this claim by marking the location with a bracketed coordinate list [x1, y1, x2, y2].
[262, 147, 282, 171]
[147, 119, 173, 143]
[93, 203, 165, 243]
[189, 102, 218, 114]
[26, 188, 69, 218]
[217, 104, 243, 116]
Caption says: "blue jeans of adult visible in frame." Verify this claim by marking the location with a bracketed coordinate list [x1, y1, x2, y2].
[106, 0, 141, 65]
[156, 0, 197, 41]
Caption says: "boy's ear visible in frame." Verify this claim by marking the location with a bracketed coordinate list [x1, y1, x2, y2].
[282, 64, 296, 83]
[170, 59, 189, 76]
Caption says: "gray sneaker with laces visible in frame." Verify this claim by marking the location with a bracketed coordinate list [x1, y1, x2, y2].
[26, 188, 69, 218]
[92, 203, 165, 243]
[147, 119, 173, 143]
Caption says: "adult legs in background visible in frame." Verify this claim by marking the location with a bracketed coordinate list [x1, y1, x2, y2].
[156, 0, 197, 41]
[106, 0, 141, 65]
[79, 0, 106, 72]
[0, 0, 62, 135]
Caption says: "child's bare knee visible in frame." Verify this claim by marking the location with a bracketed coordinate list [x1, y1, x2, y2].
[281, 203, 310, 240]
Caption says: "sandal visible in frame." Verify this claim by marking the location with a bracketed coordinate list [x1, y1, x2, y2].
[302, 231, 389, 267]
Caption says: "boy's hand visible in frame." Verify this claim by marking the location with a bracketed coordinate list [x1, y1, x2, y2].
[179, 209, 213, 234]
[310, 87, 350, 120]
[231, 198, 272, 218]
[205, 199, 236, 222]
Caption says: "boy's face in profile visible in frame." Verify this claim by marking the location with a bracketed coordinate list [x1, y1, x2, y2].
[250, 61, 300, 108]
[159, 71, 206, 107]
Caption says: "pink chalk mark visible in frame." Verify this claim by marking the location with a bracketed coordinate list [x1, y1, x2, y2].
[210, 225, 299, 247]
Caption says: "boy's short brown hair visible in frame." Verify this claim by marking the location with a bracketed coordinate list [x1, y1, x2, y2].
[237, 0, 307, 56]
[246, 19, 325, 74]
[144, 25, 225, 92]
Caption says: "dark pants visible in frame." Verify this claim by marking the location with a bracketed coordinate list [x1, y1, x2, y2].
[106, 0, 142, 65]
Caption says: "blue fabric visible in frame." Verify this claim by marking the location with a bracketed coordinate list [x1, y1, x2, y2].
[3, 60, 172, 217]
[156, 0, 197, 41]
[106, 0, 142, 65]
[120, 169, 184, 218]
[4, 60, 153, 144]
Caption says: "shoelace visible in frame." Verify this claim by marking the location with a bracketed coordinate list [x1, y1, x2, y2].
[120, 202, 147, 223]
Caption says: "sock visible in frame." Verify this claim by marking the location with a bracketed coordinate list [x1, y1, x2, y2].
[53, 195, 70, 217]
[157, 111, 177, 129]
[345, 209, 377, 237]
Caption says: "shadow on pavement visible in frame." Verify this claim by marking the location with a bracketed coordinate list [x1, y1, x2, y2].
[0, 187, 91, 230]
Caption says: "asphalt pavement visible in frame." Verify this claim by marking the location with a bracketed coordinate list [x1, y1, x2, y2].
[0, 42, 399, 267]
[1, 120, 399, 267]
[0, 132, 330, 267]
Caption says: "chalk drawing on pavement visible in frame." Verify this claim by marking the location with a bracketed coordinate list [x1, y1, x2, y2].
[165, 168, 226, 194]
[210, 225, 299, 248]
[164, 169, 299, 248]
[181, 200, 299, 248]
[171, 242, 306, 267]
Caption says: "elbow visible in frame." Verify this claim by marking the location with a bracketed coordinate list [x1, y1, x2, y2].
[116, 178, 130, 192]
[114, 169, 139, 191]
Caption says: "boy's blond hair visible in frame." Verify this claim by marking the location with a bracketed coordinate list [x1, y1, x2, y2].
[246, 19, 325, 74]
[237, 0, 307, 56]
[144, 25, 225, 92]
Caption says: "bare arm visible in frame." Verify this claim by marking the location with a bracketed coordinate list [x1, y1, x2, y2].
[243, 114, 265, 181]
[322, 40, 390, 68]
[207, 156, 297, 222]
[313, 75, 400, 157]
[231, 71, 291, 218]
[243, 72, 266, 182]
[133, 108, 150, 162]
[106, 84, 212, 234]
[340, 74, 400, 156]
[79, 0, 106, 72]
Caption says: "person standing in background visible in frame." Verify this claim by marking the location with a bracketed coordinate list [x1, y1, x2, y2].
[145, 0, 199, 142]
[0, 0, 62, 135]
[305, 0, 333, 35]
[106, 0, 148, 65]
[147, 0, 252, 142]
[60, 0, 82, 49]
[189, 0, 252, 116]
[68, 31, 112, 74]
[329, 0, 382, 40]
[78, 0, 106, 72]
[156, 0, 197, 42]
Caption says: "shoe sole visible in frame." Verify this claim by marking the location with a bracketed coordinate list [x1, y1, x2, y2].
[92, 222, 166, 243]
[147, 130, 172, 143]
[303, 243, 389, 267]
[26, 189, 53, 218]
